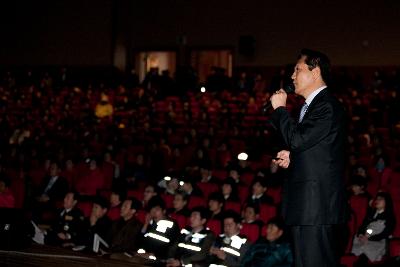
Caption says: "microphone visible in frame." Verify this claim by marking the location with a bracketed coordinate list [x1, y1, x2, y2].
[262, 83, 295, 113]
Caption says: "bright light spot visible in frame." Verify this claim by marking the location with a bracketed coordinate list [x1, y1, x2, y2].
[179, 181, 185, 186]
[164, 176, 171, 181]
[366, 229, 373, 235]
[137, 248, 145, 254]
[237, 152, 248, 161]
[149, 255, 157, 260]
[200, 87, 206, 93]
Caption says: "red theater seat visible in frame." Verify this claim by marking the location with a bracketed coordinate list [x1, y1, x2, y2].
[240, 223, 260, 243]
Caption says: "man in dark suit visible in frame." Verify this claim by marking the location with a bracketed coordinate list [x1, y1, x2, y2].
[270, 49, 347, 267]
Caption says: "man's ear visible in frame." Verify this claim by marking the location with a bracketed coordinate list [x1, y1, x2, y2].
[312, 67, 321, 80]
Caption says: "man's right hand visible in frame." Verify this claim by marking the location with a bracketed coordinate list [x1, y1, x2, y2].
[272, 150, 290, 169]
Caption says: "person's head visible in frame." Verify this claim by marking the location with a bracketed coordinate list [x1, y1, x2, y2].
[292, 49, 331, 98]
[221, 178, 238, 197]
[0, 177, 10, 193]
[266, 217, 285, 242]
[147, 196, 166, 222]
[189, 206, 209, 230]
[228, 167, 241, 181]
[173, 191, 188, 211]
[91, 196, 109, 219]
[63, 191, 79, 210]
[143, 184, 158, 202]
[120, 197, 141, 220]
[200, 164, 212, 180]
[350, 175, 367, 195]
[208, 192, 225, 214]
[180, 178, 194, 193]
[49, 162, 60, 177]
[89, 159, 97, 170]
[252, 177, 267, 196]
[110, 189, 125, 207]
[242, 204, 259, 223]
[223, 210, 242, 237]
[166, 177, 179, 192]
[374, 191, 393, 213]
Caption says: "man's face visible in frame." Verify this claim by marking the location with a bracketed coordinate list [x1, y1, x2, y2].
[173, 194, 186, 210]
[110, 193, 120, 206]
[120, 200, 134, 218]
[266, 223, 283, 242]
[190, 211, 205, 229]
[91, 203, 107, 219]
[150, 206, 164, 221]
[209, 200, 222, 213]
[224, 218, 240, 237]
[243, 207, 257, 222]
[143, 186, 156, 201]
[49, 163, 59, 177]
[291, 56, 316, 98]
[63, 193, 76, 210]
[252, 182, 266, 196]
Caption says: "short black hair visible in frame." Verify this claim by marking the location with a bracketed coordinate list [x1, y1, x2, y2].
[175, 191, 189, 202]
[244, 203, 260, 215]
[127, 197, 142, 211]
[111, 188, 127, 201]
[252, 177, 267, 188]
[191, 206, 210, 221]
[66, 191, 80, 202]
[298, 48, 331, 85]
[267, 216, 285, 230]
[208, 192, 225, 204]
[147, 195, 166, 211]
[223, 210, 242, 224]
[93, 196, 109, 209]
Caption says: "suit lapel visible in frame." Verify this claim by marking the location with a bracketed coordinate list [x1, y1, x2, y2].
[300, 88, 328, 122]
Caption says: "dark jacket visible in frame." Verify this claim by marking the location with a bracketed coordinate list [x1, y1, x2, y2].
[108, 216, 143, 253]
[270, 89, 347, 225]
[241, 238, 293, 267]
[357, 208, 396, 242]
[168, 227, 215, 266]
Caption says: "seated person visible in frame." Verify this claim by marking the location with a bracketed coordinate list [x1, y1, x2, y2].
[107, 189, 125, 221]
[352, 192, 396, 265]
[74, 196, 112, 251]
[75, 158, 105, 197]
[180, 176, 203, 197]
[241, 204, 264, 230]
[33, 161, 68, 221]
[221, 178, 240, 202]
[199, 164, 219, 184]
[209, 210, 251, 267]
[208, 192, 225, 221]
[44, 191, 85, 247]
[158, 174, 180, 195]
[107, 197, 143, 253]
[166, 206, 216, 267]
[142, 183, 158, 209]
[245, 177, 274, 207]
[348, 175, 372, 200]
[0, 177, 15, 208]
[241, 217, 293, 267]
[167, 191, 190, 217]
[138, 196, 180, 261]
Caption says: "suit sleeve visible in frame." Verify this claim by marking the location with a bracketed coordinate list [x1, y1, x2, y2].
[270, 103, 335, 153]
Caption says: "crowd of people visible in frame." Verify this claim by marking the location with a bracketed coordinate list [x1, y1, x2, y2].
[0, 66, 400, 266]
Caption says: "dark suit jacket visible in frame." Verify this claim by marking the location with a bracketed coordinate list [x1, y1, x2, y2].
[270, 88, 347, 225]
[38, 175, 68, 202]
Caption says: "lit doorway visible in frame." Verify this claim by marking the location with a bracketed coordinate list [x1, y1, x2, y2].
[190, 49, 233, 83]
[135, 51, 177, 82]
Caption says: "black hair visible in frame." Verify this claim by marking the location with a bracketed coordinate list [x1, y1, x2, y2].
[175, 191, 189, 202]
[244, 203, 260, 215]
[111, 188, 127, 201]
[93, 196, 109, 209]
[208, 192, 225, 204]
[127, 197, 142, 211]
[267, 216, 286, 230]
[298, 48, 331, 85]
[67, 191, 80, 202]
[191, 206, 210, 221]
[375, 191, 394, 217]
[222, 178, 239, 196]
[251, 176, 268, 188]
[223, 210, 242, 224]
[146, 195, 166, 211]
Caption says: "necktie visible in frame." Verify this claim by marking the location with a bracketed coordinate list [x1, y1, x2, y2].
[299, 103, 308, 123]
